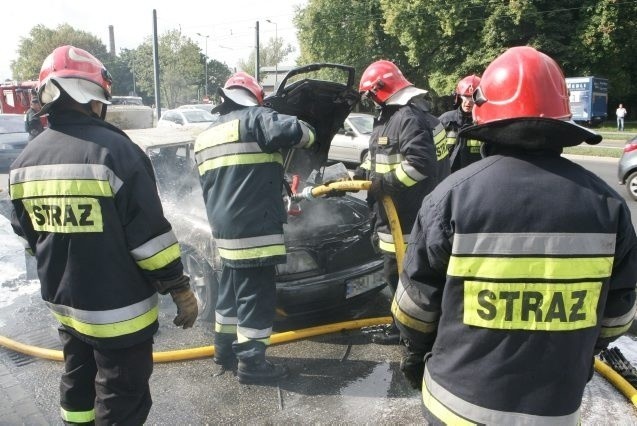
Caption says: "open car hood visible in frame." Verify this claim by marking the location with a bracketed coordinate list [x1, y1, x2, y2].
[264, 63, 360, 176]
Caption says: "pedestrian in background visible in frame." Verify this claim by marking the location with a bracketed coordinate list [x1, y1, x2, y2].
[355, 60, 449, 345]
[9, 45, 198, 424]
[24, 97, 44, 140]
[617, 103, 627, 131]
[195, 72, 316, 384]
[439, 74, 482, 172]
[394, 45, 637, 424]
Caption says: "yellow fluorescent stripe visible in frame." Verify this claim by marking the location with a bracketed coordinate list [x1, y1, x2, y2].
[52, 306, 158, 338]
[391, 299, 437, 333]
[463, 281, 601, 331]
[422, 377, 475, 426]
[60, 408, 96, 423]
[373, 163, 398, 173]
[379, 239, 396, 253]
[136, 243, 181, 271]
[434, 131, 449, 160]
[198, 152, 283, 174]
[218, 244, 286, 261]
[215, 324, 237, 334]
[600, 322, 633, 338]
[22, 197, 103, 233]
[394, 166, 418, 187]
[11, 179, 113, 199]
[448, 256, 614, 280]
[195, 119, 240, 151]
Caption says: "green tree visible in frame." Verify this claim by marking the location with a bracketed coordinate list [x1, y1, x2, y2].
[130, 30, 203, 108]
[294, 0, 419, 111]
[237, 36, 294, 78]
[207, 59, 232, 102]
[11, 24, 109, 81]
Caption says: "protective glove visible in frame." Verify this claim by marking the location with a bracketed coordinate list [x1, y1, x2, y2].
[400, 353, 425, 390]
[368, 176, 386, 199]
[170, 287, 198, 329]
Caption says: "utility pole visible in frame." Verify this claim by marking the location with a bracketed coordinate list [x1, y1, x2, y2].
[152, 9, 161, 119]
[196, 32, 210, 100]
[255, 21, 260, 81]
[266, 19, 278, 91]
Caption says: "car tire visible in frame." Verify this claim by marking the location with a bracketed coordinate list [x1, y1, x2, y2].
[181, 250, 218, 322]
[626, 171, 637, 201]
[360, 149, 368, 165]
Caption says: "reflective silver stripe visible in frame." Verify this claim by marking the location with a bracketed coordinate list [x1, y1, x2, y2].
[400, 160, 427, 181]
[238, 325, 272, 340]
[195, 141, 263, 163]
[45, 294, 158, 325]
[452, 233, 616, 256]
[377, 231, 410, 244]
[395, 279, 440, 322]
[215, 312, 238, 325]
[375, 153, 401, 165]
[424, 366, 580, 425]
[215, 234, 284, 250]
[10, 164, 124, 195]
[601, 296, 637, 327]
[130, 230, 179, 260]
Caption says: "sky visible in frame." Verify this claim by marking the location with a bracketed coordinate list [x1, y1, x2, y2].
[0, 0, 306, 81]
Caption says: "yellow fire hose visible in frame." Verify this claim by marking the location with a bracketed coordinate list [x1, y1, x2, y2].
[2, 179, 635, 411]
[0, 180, 400, 363]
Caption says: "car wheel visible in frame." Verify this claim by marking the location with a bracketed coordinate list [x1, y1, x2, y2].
[181, 250, 218, 322]
[360, 149, 368, 165]
[627, 171, 637, 201]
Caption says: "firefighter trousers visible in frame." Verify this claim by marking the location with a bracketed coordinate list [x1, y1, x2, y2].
[216, 264, 276, 360]
[58, 327, 153, 425]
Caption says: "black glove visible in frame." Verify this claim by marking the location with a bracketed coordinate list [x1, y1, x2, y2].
[368, 176, 385, 199]
[170, 287, 198, 329]
[400, 353, 425, 390]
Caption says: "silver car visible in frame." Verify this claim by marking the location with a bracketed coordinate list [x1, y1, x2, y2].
[617, 135, 637, 201]
[328, 113, 374, 165]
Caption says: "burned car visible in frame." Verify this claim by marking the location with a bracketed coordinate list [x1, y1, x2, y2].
[126, 64, 385, 324]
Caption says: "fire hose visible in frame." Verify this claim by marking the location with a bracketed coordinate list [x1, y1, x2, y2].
[0, 181, 401, 363]
[1, 180, 636, 411]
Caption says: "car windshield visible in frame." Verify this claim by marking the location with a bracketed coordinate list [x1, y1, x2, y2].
[0, 115, 26, 133]
[349, 115, 374, 134]
[182, 110, 216, 123]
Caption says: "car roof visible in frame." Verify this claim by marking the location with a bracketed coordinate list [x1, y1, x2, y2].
[125, 127, 202, 151]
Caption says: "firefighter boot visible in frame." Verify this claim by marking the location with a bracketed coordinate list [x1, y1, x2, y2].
[213, 332, 238, 373]
[234, 341, 289, 384]
[370, 322, 400, 345]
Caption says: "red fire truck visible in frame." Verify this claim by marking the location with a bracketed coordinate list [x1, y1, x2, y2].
[0, 80, 39, 114]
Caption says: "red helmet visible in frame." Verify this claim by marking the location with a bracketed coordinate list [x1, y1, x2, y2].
[221, 72, 264, 106]
[455, 74, 481, 98]
[37, 45, 112, 113]
[471, 46, 570, 124]
[460, 46, 601, 147]
[359, 60, 412, 104]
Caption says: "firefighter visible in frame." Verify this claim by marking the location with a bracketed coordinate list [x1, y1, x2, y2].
[438, 74, 482, 172]
[356, 60, 450, 345]
[194, 72, 316, 384]
[9, 45, 198, 425]
[394, 46, 637, 423]
[24, 96, 44, 140]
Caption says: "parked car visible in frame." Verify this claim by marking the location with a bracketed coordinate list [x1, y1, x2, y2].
[178, 103, 216, 113]
[157, 109, 219, 130]
[617, 135, 637, 200]
[328, 113, 374, 165]
[0, 114, 30, 172]
[126, 64, 385, 324]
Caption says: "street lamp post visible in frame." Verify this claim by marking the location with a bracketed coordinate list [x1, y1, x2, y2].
[265, 19, 278, 91]
[196, 32, 210, 100]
